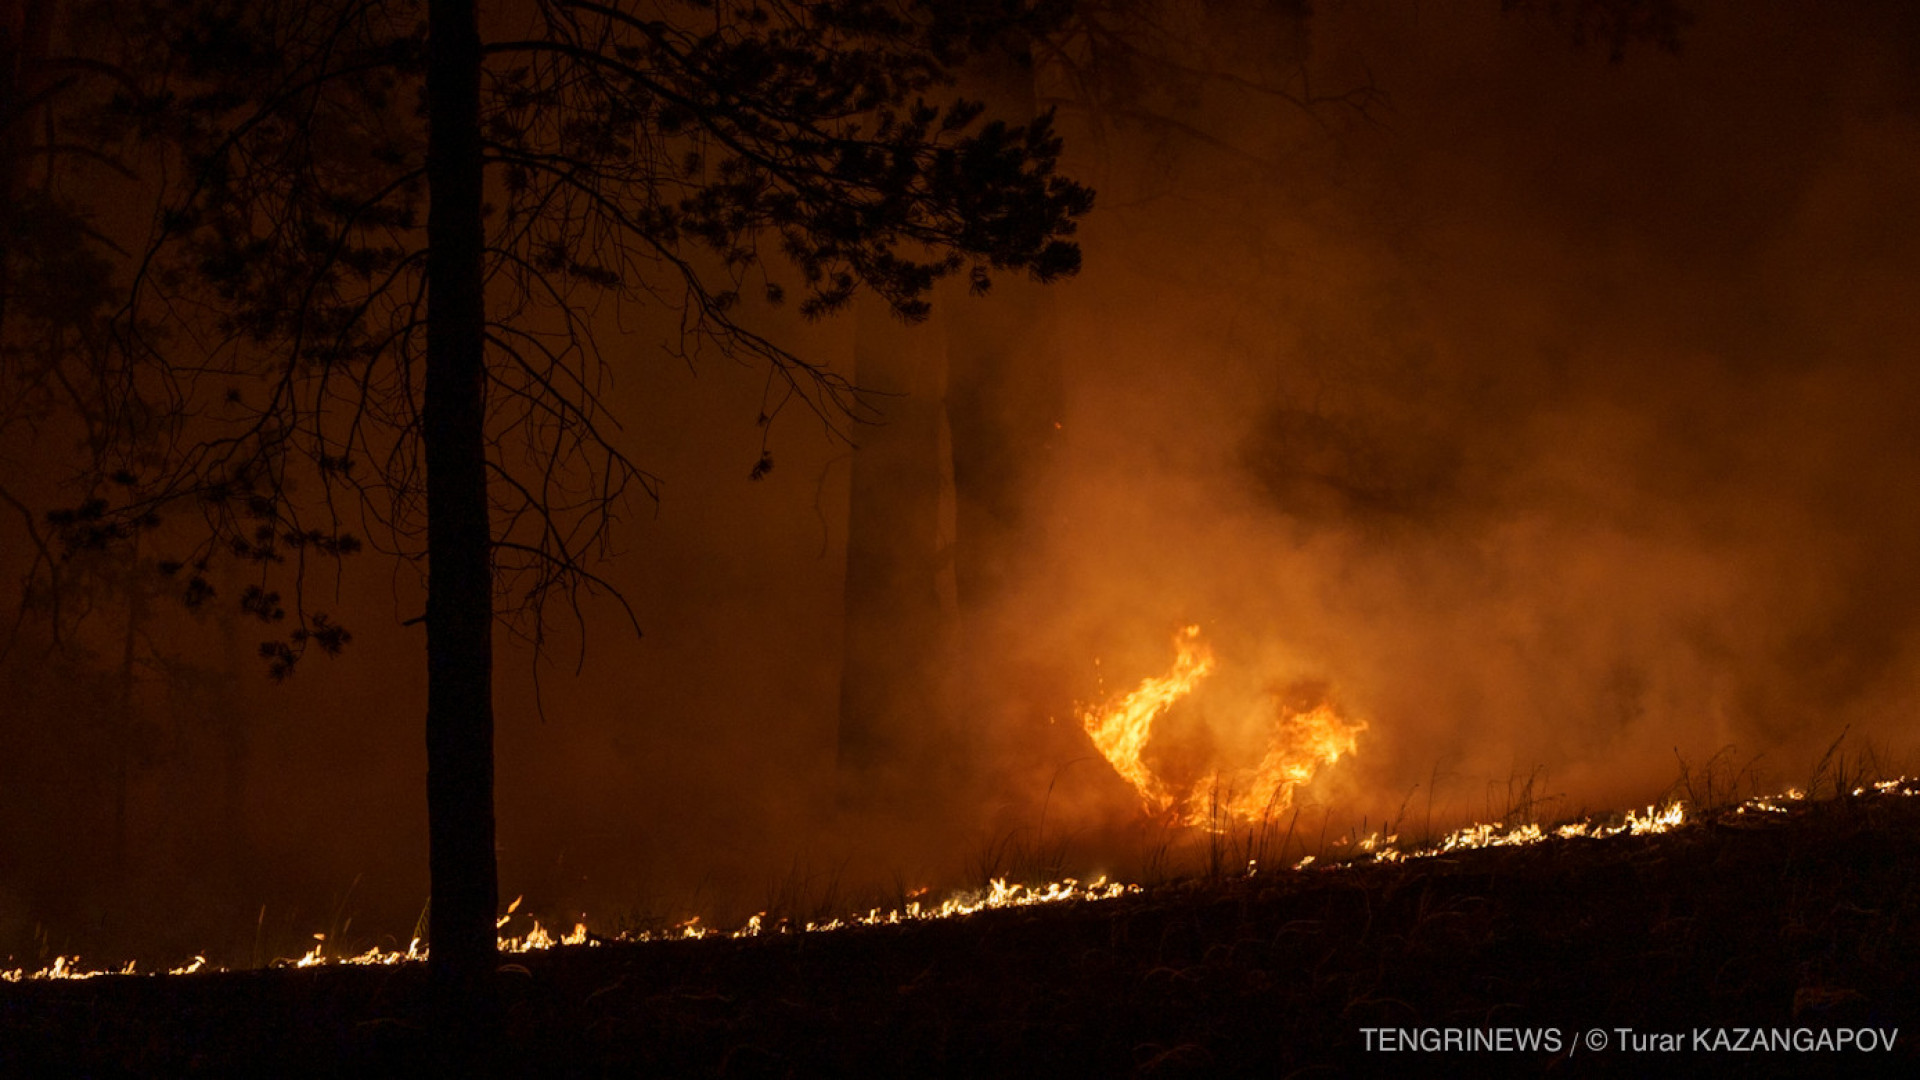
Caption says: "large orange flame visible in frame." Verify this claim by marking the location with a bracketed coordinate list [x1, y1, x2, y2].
[1079, 625, 1214, 815]
[1077, 625, 1366, 826]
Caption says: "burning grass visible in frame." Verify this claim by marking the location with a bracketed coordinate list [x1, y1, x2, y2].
[6, 776, 1920, 1076]
[24, 624, 1877, 984]
[8, 777, 1915, 983]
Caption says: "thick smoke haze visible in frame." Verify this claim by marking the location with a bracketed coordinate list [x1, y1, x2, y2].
[1013, 0, 1920, 826]
[5, 0, 1918, 964]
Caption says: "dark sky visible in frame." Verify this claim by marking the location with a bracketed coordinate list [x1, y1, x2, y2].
[5, 0, 1919, 962]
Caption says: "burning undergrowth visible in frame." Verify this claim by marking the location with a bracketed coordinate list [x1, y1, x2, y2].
[9, 771, 1920, 1078]
[5, 622, 1910, 983]
[10, 771, 1915, 983]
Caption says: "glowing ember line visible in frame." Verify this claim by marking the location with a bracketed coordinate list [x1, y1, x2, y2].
[0, 878, 1137, 979]
[1342, 791, 1784, 868]
[7, 778, 1913, 981]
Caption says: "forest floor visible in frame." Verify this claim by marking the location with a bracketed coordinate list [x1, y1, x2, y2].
[4, 786, 1919, 1078]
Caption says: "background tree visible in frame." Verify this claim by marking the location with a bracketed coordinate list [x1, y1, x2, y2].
[835, 2, 1077, 811]
[2, 0, 198, 948]
[87, 0, 1091, 989]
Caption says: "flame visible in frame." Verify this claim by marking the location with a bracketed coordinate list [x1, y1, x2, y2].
[798, 876, 1137, 933]
[1079, 625, 1214, 814]
[1077, 625, 1366, 826]
[7, 778, 1914, 981]
[1204, 700, 1365, 825]
[1351, 799, 1695, 866]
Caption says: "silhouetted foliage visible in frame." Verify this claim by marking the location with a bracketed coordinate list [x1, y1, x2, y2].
[79, 0, 1092, 987]
[93, 0, 1091, 657]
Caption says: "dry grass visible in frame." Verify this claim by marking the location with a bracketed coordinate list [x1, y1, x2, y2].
[7, 775, 1919, 1077]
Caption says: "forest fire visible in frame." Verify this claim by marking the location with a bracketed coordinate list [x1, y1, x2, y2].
[6, 779, 1916, 982]
[0, 878, 1136, 980]
[1078, 626, 1366, 827]
[7, 3, 1920, 1071]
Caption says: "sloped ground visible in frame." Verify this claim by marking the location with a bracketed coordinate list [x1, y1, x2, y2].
[4, 791, 1918, 1078]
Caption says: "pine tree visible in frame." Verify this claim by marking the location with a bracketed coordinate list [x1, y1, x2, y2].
[84, 0, 1092, 994]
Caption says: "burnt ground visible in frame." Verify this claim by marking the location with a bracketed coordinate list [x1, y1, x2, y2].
[4, 792, 1919, 1078]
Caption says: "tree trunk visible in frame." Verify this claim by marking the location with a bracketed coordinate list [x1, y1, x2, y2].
[113, 530, 138, 880]
[835, 33, 1066, 813]
[946, 40, 1063, 618]
[0, 0, 56, 336]
[940, 36, 1068, 809]
[424, 0, 496, 992]
[837, 298, 959, 807]
[215, 608, 247, 871]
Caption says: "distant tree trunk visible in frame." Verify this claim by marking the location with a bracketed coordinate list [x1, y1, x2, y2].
[946, 37, 1059, 601]
[215, 610, 247, 865]
[945, 34, 1065, 711]
[423, 0, 496, 991]
[835, 32, 1066, 808]
[113, 531, 139, 880]
[917, 34, 1070, 809]
[837, 298, 960, 804]
[0, 0, 56, 335]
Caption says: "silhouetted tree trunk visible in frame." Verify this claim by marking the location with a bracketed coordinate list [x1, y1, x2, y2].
[423, 0, 496, 993]
[835, 25, 1066, 804]
[112, 531, 139, 879]
[0, 0, 55, 335]
[946, 37, 1062, 612]
[215, 613, 246, 864]
[837, 299, 959, 801]
[944, 34, 1067, 763]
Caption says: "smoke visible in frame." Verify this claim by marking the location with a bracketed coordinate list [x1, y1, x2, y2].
[7, 0, 1920, 963]
[995, 0, 1920, 829]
